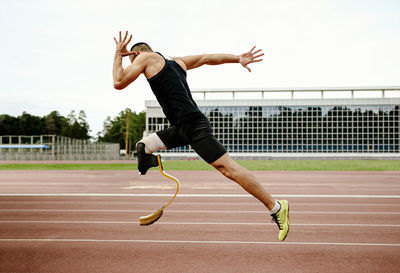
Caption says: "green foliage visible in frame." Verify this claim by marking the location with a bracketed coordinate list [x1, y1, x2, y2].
[98, 108, 145, 150]
[61, 110, 90, 139]
[0, 110, 90, 139]
[0, 115, 20, 134]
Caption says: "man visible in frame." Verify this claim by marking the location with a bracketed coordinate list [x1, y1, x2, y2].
[113, 31, 289, 241]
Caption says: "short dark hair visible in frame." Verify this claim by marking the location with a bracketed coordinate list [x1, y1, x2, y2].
[130, 42, 152, 52]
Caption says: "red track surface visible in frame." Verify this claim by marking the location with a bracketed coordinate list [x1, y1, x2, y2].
[0, 170, 399, 272]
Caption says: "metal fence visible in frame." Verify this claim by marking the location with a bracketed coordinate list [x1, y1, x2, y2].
[0, 135, 120, 160]
[145, 86, 400, 159]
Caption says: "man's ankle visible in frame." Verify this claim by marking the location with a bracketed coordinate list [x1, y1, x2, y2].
[270, 200, 281, 214]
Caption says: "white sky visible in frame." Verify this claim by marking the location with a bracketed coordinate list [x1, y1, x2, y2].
[1, 0, 399, 137]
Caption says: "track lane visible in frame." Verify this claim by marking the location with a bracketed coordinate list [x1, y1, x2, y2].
[0, 221, 399, 244]
[1, 241, 399, 273]
[1, 170, 399, 273]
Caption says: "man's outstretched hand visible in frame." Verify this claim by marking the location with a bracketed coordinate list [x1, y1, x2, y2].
[239, 46, 264, 72]
[113, 31, 138, 57]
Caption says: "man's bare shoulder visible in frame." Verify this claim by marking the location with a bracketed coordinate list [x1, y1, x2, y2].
[131, 52, 159, 64]
[142, 52, 163, 61]
[171, 56, 188, 71]
[139, 52, 166, 79]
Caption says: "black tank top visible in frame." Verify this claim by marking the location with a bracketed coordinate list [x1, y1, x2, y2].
[147, 53, 200, 126]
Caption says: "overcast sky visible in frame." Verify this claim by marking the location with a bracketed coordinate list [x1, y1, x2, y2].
[1, 0, 399, 137]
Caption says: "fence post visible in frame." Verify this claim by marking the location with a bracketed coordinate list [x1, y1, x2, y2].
[57, 136, 60, 160]
[63, 137, 66, 159]
[18, 136, 22, 153]
[52, 135, 55, 160]
[40, 135, 43, 153]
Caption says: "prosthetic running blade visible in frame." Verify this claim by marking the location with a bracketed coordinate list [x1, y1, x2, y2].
[139, 155, 180, 226]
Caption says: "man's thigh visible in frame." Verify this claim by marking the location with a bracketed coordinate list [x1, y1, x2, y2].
[156, 126, 189, 149]
[190, 135, 227, 164]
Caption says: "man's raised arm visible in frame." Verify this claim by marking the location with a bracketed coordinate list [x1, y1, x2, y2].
[177, 46, 264, 72]
[113, 31, 144, 90]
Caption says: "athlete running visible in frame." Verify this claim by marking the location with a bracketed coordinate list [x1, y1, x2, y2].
[112, 31, 289, 241]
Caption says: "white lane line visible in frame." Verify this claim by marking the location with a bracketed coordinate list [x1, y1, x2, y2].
[0, 193, 400, 199]
[0, 238, 398, 247]
[0, 209, 399, 214]
[0, 220, 399, 227]
[0, 201, 399, 206]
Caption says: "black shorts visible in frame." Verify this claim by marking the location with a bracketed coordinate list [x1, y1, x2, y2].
[156, 112, 227, 164]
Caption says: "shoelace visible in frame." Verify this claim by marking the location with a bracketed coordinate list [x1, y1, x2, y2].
[271, 214, 282, 230]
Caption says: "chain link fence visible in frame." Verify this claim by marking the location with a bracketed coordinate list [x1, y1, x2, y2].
[0, 135, 120, 160]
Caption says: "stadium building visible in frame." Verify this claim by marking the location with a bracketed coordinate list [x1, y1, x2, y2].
[145, 87, 400, 159]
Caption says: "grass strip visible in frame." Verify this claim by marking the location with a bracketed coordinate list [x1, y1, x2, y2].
[0, 160, 399, 171]
[0, 164, 136, 170]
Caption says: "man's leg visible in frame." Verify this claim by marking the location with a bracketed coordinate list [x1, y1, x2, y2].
[136, 133, 165, 175]
[138, 132, 168, 154]
[211, 153, 289, 241]
[187, 130, 289, 241]
[210, 153, 276, 210]
[189, 134, 280, 212]
[136, 127, 189, 174]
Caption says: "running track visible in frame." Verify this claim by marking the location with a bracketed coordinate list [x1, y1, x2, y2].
[0, 169, 399, 272]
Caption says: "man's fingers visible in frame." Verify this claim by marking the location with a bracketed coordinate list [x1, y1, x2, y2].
[119, 31, 122, 42]
[253, 49, 262, 55]
[113, 37, 118, 45]
[254, 53, 264, 59]
[250, 59, 263, 63]
[120, 51, 137, 57]
[122, 31, 128, 43]
[249, 46, 256, 53]
[243, 64, 251, 72]
[124, 34, 132, 47]
[248, 58, 263, 64]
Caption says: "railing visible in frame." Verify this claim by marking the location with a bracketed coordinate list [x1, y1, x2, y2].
[191, 86, 400, 100]
[0, 145, 50, 149]
[0, 135, 120, 161]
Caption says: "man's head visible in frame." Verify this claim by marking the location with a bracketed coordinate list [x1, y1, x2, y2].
[129, 42, 153, 62]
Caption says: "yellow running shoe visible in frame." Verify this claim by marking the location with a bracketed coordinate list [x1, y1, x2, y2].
[271, 200, 290, 241]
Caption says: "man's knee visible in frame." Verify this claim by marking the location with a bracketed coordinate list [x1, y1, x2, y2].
[214, 161, 240, 181]
[137, 133, 167, 154]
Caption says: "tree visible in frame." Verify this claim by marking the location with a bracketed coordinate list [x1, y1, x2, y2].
[45, 111, 65, 135]
[98, 109, 146, 152]
[19, 112, 45, 135]
[0, 111, 90, 139]
[0, 115, 20, 135]
[76, 110, 90, 139]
